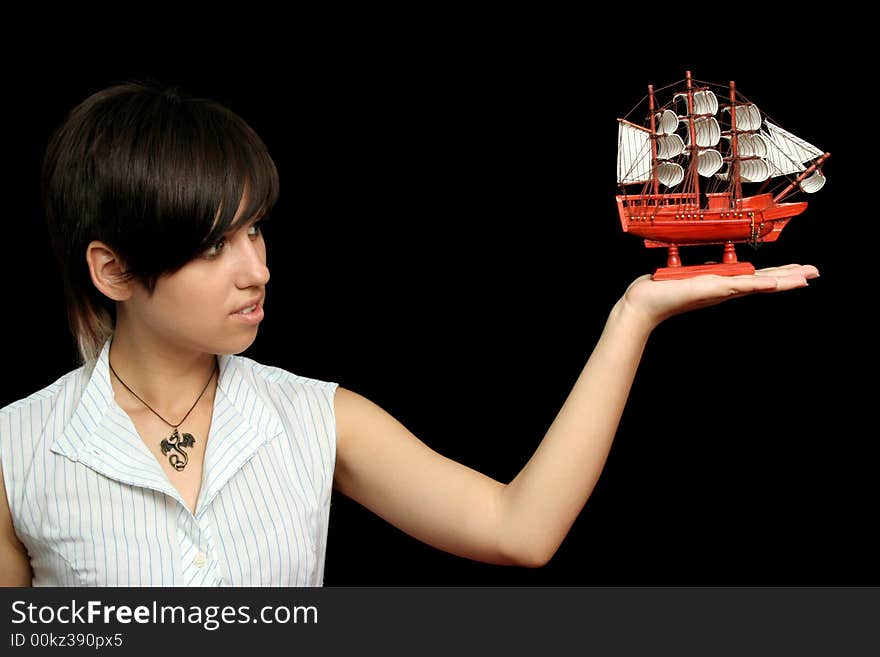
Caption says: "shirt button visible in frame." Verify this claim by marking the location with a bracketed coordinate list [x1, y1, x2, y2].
[193, 551, 207, 567]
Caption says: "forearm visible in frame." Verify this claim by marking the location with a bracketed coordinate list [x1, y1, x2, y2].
[499, 297, 653, 566]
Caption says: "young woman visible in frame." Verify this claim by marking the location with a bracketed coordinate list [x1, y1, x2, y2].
[0, 81, 818, 586]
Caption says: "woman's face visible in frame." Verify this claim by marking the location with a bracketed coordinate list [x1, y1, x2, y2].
[123, 212, 270, 356]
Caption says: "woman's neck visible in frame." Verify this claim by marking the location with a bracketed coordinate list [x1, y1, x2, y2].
[107, 325, 218, 417]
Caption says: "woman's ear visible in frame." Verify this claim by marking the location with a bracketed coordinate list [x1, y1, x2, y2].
[85, 240, 134, 301]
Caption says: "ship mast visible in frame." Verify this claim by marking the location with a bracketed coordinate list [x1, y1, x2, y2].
[648, 84, 659, 196]
[684, 71, 700, 208]
[728, 80, 742, 207]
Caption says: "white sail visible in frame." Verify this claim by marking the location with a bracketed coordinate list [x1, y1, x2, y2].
[767, 122, 823, 161]
[739, 104, 762, 131]
[687, 117, 721, 148]
[739, 159, 771, 183]
[657, 162, 684, 187]
[737, 133, 768, 158]
[697, 149, 723, 177]
[617, 120, 652, 184]
[762, 121, 824, 178]
[673, 90, 718, 116]
[723, 104, 762, 131]
[693, 90, 718, 115]
[657, 133, 685, 159]
[655, 109, 678, 135]
[799, 170, 826, 193]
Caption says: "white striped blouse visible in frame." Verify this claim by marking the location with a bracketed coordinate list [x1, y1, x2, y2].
[0, 337, 339, 586]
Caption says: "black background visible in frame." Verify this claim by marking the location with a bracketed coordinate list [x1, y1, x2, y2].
[2, 25, 873, 587]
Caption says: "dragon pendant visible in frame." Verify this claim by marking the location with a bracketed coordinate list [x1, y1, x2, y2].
[160, 427, 196, 471]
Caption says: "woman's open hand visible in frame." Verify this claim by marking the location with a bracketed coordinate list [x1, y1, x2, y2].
[619, 264, 820, 331]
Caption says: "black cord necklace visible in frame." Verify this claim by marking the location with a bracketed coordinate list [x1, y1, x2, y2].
[108, 358, 218, 472]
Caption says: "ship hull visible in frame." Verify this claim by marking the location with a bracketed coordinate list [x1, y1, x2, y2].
[616, 192, 807, 247]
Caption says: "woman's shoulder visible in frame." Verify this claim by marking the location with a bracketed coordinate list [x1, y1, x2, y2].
[0, 366, 85, 467]
[225, 355, 339, 445]
[0, 365, 84, 424]
[227, 353, 339, 394]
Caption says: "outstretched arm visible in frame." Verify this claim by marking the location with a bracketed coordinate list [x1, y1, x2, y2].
[334, 264, 818, 568]
[500, 264, 815, 564]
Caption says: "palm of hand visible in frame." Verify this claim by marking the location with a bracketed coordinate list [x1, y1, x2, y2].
[621, 264, 820, 329]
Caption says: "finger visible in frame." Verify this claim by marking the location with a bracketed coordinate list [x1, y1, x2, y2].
[802, 265, 820, 279]
[755, 264, 803, 275]
[739, 272, 808, 293]
[768, 272, 810, 291]
[754, 264, 820, 279]
[726, 277, 781, 294]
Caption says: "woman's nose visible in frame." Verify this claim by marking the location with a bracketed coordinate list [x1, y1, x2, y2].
[236, 236, 270, 287]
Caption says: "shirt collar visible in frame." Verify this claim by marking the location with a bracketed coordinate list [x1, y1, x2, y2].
[53, 336, 284, 510]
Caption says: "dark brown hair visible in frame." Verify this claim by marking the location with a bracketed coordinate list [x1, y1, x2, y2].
[41, 79, 279, 369]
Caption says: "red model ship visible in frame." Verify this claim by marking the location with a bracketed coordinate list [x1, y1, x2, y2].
[616, 70, 830, 280]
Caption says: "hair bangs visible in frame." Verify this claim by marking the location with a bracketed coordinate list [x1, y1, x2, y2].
[110, 93, 279, 277]
[194, 103, 279, 246]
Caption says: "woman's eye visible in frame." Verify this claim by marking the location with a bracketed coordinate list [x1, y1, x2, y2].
[204, 237, 226, 258]
[203, 221, 263, 258]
